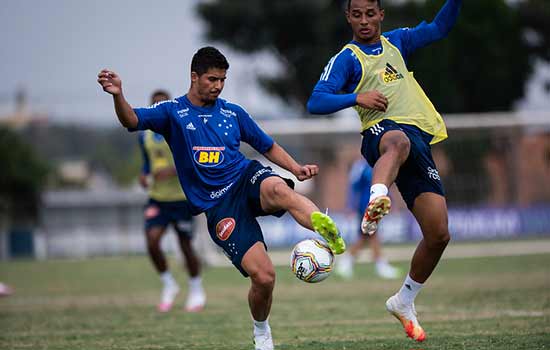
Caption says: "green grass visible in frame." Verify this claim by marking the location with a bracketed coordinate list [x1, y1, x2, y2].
[1, 253, 549, 350]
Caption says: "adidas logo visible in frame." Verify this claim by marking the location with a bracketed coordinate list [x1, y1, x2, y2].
[369, 123, 385, 136]
[186, 122, 196, 130]
[382, 62, 404, 83]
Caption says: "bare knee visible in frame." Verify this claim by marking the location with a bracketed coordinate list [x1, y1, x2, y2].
[425, 225, 451, 249]
[381, 133, 410, 161]
[250, 268, 276, 291]
[269, 181, 293, 204]
[391, 138, 410, 160]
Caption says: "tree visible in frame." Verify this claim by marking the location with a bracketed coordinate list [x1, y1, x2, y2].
[0, 126, 49, 221]
[22, 124, 141, 187]
[197, 0, 550, 115]
[409, 0, 530, 112]
[198, 0, 350, 111]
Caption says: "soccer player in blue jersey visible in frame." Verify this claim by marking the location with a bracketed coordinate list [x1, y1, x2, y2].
[336, 158, 401, 280]
[138, 90, 205, 313]
[98, 46, 345, 350]
[307, 0, 461, 342]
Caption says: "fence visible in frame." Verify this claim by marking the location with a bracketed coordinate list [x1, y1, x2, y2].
[1, 112, 548, 261]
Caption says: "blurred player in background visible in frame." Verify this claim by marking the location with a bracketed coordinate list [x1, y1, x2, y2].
[98, 46, 345, 350]
[139, 90, 206, 313]
[0, 282, 13, 297]
[308, 0, 462, 342]
[336, 158, 400, 279]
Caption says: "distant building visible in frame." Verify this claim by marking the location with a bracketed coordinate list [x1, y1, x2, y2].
[0, 88, 48, 129]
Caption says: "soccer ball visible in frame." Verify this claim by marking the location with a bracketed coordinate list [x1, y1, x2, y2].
[290, 238, 334, 283]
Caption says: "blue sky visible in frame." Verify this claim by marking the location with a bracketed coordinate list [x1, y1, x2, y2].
[0, 0, 294, 125]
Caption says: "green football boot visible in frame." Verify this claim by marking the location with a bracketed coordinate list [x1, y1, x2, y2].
[311, 211, 346, 255]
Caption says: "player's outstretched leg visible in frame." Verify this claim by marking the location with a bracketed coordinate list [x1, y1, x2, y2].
[311, 212, 346, 254]
[259, 177, 346, 255]
[386, 293, 426, 342]
[361, 195, 391, 235]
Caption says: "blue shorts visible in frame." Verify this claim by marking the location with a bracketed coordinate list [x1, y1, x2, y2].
[361, 119, 445, 210]
[144, 199, 193, 238]
[205, 160, 294, 277]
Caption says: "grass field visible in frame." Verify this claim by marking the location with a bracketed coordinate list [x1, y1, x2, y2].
[1, 251, 549, 349]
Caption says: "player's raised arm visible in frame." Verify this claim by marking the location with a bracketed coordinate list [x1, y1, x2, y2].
[97, 69, 138, 128]
[263, 142, 319, 181]
[399, 0, 462, 54]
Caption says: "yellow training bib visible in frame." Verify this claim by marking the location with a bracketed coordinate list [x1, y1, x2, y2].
[346, 37, 447, 144]
[143, 130, 186, 202]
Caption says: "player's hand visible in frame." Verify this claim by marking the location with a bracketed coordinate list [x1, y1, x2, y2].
[139, 174, 149, 189]
[295, 164, 319, 181]
[356, 90, 388, 112]
[153, 167, 177, 181]
[97, 69, 122, 96]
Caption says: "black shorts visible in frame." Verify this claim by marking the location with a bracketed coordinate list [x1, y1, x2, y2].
[361, 119, 445, 210]
[205, 160, 294, 277]
[144, 199, 193, 237]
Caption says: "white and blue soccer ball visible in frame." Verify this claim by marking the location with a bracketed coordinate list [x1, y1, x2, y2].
[290, 238, 334, 283]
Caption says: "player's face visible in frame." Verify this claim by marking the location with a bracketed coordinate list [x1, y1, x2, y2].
[346, 0, 384, 45]
[191, 68, 226, 105]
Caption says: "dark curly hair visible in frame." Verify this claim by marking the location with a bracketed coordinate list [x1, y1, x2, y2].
[347, 0, 382, 10]
[150, 89, 170, 103]
[191, 46, 230, 76]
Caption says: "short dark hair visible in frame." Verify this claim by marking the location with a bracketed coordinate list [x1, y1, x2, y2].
[191, 46, 229, 76]
[347, 0, 382, 10]
[150, 89, 170, 102]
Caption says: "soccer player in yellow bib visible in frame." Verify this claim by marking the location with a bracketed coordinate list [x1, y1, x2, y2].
[308, 0, 462, 342]
[139, 90, 206, 313]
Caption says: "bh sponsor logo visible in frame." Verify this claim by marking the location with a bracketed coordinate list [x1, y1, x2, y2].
[216, 217, 236, 241]
[193, 146, 225, 167]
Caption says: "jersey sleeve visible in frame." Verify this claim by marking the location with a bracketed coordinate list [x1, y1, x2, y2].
[132, 100, 175, 135]
[391, 0, 462, 58]
[236, 106, 274, 154]
[307, 49, 358, 114]
[138, 132, 150, 175]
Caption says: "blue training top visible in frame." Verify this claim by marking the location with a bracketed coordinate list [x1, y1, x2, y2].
[307, 0, 461, 114]
[131, 95, 274, 215]
[347, 159, 373, 215]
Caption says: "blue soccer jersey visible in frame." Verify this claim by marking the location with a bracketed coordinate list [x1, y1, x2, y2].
[132, 95, 274, 215]
[307, 0, 461, 114]
[347, 159, 373, 215]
